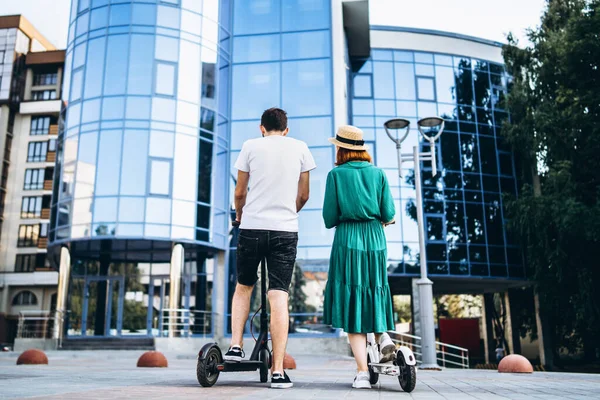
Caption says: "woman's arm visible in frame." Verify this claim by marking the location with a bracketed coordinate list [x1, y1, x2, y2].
[380, 171, 396, 224]
[322, 172, 340, 229]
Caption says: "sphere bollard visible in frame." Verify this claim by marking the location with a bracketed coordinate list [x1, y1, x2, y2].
[137, 351, 168, 368]
[498, 354, 533, 373]
[283, 352, 296, 370]
[17, 349, 48, 365]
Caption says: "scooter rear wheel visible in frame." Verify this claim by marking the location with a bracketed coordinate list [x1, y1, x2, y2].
[197, 345, 222, 387]
[259, 348, 271, 383]
[396, 352, 416, 393]
[367, 354, 379, 384]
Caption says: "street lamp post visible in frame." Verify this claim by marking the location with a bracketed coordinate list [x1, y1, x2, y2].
[383, 117, 445, 370]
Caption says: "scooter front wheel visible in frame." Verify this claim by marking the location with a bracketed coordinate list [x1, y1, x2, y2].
[197, 345, 222, 387]
[396, 353, 416, 392]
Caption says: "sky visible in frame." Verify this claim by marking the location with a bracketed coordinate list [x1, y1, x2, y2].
[0, 0, 546, 50]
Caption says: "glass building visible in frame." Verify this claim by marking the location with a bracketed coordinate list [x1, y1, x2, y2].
[48, 0, 525, 343]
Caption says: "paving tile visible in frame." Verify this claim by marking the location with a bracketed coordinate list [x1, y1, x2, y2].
[0, 352, 599, 399]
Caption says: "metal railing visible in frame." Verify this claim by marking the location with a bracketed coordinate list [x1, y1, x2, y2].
[16, 311, 65, 347]
[389, 331, 470, 369]
[160, 309, 213, 338]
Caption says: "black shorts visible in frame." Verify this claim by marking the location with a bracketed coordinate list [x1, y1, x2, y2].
[236, 229, 298, 292]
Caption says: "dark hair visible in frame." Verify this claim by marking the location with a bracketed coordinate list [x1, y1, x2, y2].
[261, 108, 288, 132]
[336, 147, 372, 165]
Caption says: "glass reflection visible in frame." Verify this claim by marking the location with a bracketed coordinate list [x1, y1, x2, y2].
[233, 35, 279, 63]
[74, 132, 97, 199]
[118, 198, 145, 223]
[233, 0, 280, 35]
[172, 134, 197, 201]
[104, 35, 129, 95]
[149, 159, 171, 196]
[465, 203, 486, 244]
[373, 62, 394, 99]
[282, 31, 330, 60]
[120, 130, 148, 196]
[172, 200, 195, 227]
[282, 0, 329, 31]
[157, 5, 180, 30]
[155, 36, 179, 62]
[149, 130, 174, 158]
[282, 59, 331, 117]
[84, 37, 105, 98]
[110, 4, 131, 26]
[94, 197, 118, 222]
[128, 35, 153, 95]
[146, 198, 171, 225]
[417, 77, 435, 101]
[232, 63, 279, 119]
[95, 130, 122, 196]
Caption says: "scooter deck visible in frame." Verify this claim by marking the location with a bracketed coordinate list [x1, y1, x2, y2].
[218, 360, 263, 372]
[369, 362, 400, 376]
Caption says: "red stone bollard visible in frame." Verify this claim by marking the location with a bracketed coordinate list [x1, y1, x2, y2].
[17, 349, 48, 365]
[137, 351, 168, 368]
[283, 352, 296, 370]
[498, 354, 533, 373]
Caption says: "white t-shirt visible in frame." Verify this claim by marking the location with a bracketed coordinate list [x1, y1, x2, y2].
[234, 135, 317, 232]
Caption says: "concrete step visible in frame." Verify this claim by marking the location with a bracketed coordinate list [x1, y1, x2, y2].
[60, 338, 155, 351]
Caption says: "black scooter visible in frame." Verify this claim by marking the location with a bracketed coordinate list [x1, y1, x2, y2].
[196, 223, 271, 386]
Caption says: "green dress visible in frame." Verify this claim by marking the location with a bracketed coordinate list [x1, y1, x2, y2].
[322, 161, 396, 334]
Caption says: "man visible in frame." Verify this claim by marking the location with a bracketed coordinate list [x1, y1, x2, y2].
[225, 108, 316, 389]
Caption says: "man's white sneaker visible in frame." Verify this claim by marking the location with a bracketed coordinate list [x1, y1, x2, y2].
[352, 371, 372, 389]
[379, 332, 397, 363]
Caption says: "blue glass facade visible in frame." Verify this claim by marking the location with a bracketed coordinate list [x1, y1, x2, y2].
[51, 0, 231, 249]
[50, 0, 525, 339]
[351, 47, 523, 280]
[229, 0, 336, 261]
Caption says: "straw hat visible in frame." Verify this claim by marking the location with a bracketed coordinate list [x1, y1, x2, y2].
[328, 125, 369, 151]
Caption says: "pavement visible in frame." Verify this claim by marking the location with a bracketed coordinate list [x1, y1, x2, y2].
[1, 351, 600, 399]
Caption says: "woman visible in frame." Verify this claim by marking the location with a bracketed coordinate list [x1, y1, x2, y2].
[322, 125, 397, 389]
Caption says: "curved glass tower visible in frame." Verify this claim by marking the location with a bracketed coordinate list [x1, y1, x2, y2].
[51, 0, 230, 249]
[50, 0, 232, 338]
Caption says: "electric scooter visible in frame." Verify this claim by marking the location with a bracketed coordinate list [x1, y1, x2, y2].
[366, 333, 417, 392]
[197, 221, 271, 387]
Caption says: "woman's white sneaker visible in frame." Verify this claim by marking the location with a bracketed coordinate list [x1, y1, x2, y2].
[352, 371, 372, 389]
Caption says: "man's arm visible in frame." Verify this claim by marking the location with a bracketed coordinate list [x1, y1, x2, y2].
[234, 170, 250, 223]
[296, 171, 310, 212]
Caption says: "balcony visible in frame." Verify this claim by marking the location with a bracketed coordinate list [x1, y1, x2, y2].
[37, 238, 48, 249]
[46, 151, 56, 163]
[41, 208, 50, 220]
[48, 125, 58, 136]
[43, 180, 53, 191]
[20, 100, 62, 115]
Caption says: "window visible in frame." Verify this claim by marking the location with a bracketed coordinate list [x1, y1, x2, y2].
[155, 62, 176, 96]
[31, 90, 57, 101]
[27, 142, 48, 162]
[149, 158, 171, 196]
[21, 196, 42, 218]
[30, 116, 52, 135]
[33, 73, 58, 86]
[48, 139, 57, 152]
[24, 169, 45, 190]
[18, 224, 40, 247]
[12, 291, 38, 305]
[40, 223, 49, 238]
[15, 254, 46, 272]
[0, 50, 4, 64]
[353, 74, 373, 98]
[417, 77, 436, 101]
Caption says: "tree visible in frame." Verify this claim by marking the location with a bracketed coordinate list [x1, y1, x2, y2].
[502, 0, 600, 363]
